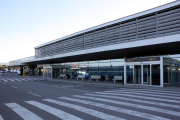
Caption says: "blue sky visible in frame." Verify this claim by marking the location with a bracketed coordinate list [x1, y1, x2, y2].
[0, 0, 175, 63]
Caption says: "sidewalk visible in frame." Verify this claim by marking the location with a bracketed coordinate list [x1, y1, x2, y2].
[23, 75, 180, 91]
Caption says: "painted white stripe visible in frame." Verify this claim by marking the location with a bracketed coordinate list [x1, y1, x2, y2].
[43, 99, 125, 120]
[104, 91, 180, 100]
[6, 79, 15, 82]
[19, 79, 27, 81]
[84, 94, 180, 109]
[12, 79, 21, 81]
[108, 89, 180, 97]
[28, 92, 41, 97]
[0, 115, 4, 120]
[5, 103, 43, 120]
[59, 97, 170, 120]
[23, 79, 33, 81]
[78, 95, 180, 117]
[26, 101, 82, 120]
[111, 89, 180, 94]
[2, 79, 8, 82]
[13, 79, 22, 81]
[12, 86, 17, 88]
[95, 92, 180, 104]
[35, 79, 44, 81]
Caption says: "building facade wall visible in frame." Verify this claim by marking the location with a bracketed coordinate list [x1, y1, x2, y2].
[35, 4, 180, 59]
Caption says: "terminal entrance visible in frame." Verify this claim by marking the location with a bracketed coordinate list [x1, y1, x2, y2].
[126, 64, 160, 86]
[43, 65, 72, 79]
[125, 57, 178, 87]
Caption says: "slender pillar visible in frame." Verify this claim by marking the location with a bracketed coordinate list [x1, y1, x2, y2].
[160, 57, 164, 87]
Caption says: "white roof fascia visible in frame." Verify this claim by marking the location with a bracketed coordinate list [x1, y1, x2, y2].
[34, 0, 180, 49]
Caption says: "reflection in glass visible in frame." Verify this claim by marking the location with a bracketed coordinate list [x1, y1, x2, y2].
[134, 65, 141, 84]
[143, 65, 150, 85]
[151, 64, 160, 85]
[89, 63, 99, 75]
[126, 65, 133, 84]
[70, 64, 79, 78]
[171, 64, 178, 84]
[78, 64, 88, 75]
[163, 65, 171, 84]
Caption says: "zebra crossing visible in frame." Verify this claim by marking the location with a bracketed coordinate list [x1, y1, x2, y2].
[0, 77, 44, 82]
[1, 88, 180, 120]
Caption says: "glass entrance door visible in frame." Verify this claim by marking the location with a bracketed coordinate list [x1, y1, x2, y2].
[134, 65, 142, 84]
[143, 65, 150, 85]
[151, 64, 160, 85]
[126, 64, 161, 86]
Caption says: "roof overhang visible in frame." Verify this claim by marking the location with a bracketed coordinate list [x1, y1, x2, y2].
[23, 34, 180, 64]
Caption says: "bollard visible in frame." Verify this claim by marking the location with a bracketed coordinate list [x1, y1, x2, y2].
[23, 71, 26, 76]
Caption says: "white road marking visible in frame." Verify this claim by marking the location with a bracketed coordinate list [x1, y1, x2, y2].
[112, 89, 180, 94]
[19, 79, 27, 81]
[12, 79, 21, 81]
[95, 92, 180, 104]
[85, 94, 180, 109]
[27, 82, 90, 93]
[44, 99, 125, 120]
[5, 102, 43, 120]
[26, 101, 82, 120]
[6, 79, 15, 82]
[0, 115, 4, 120]
[13, 79, 21, 81]
[12, 86, 17, 88]
[1, 79, 8, 82]
[28, 92, 41, 97]
[105, 91, 180, 100]
[110, 89, 180, 97]
[78, 94, 180, 117]
[26, 78, 33, 80]
[59, 97, 170, 120]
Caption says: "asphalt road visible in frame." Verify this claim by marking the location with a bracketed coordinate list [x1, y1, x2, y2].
[0, 75, 180, 120]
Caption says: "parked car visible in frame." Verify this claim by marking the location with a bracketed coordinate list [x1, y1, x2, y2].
[14, 69, 17, 72]
[17, 69, 21, 75]
[1, 69, 6, 72]
[6, 69, 10, 72]
[23, 69, 29, 74]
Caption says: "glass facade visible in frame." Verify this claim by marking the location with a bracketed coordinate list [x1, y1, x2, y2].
[46, 59, 124, 81]
[43, 57, 179, 87]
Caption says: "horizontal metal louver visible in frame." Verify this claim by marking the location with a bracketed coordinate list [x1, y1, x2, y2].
[35, 5, 180, 59]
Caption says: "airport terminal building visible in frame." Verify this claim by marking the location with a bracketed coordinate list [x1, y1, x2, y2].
[9, 1, 180, 87]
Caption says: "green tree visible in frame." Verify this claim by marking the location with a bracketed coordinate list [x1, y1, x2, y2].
[27, 64, 37, 74]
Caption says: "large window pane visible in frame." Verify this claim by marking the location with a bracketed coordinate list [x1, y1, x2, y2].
[89, 62, 99, 75]
[99, 61, 111, 80]
[151, 64, 160, 85]
[79, 63, 88, 75]
[70, 64, 79, 78]
[163, 65, 171, 84]
[126, 65, 133, 84]
[143, 65, 150, 85]
[111, 61, 124, 80]
[171, 64, 178, 84]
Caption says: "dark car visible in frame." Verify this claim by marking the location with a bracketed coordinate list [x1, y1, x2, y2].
[1, 69, 6, 72]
